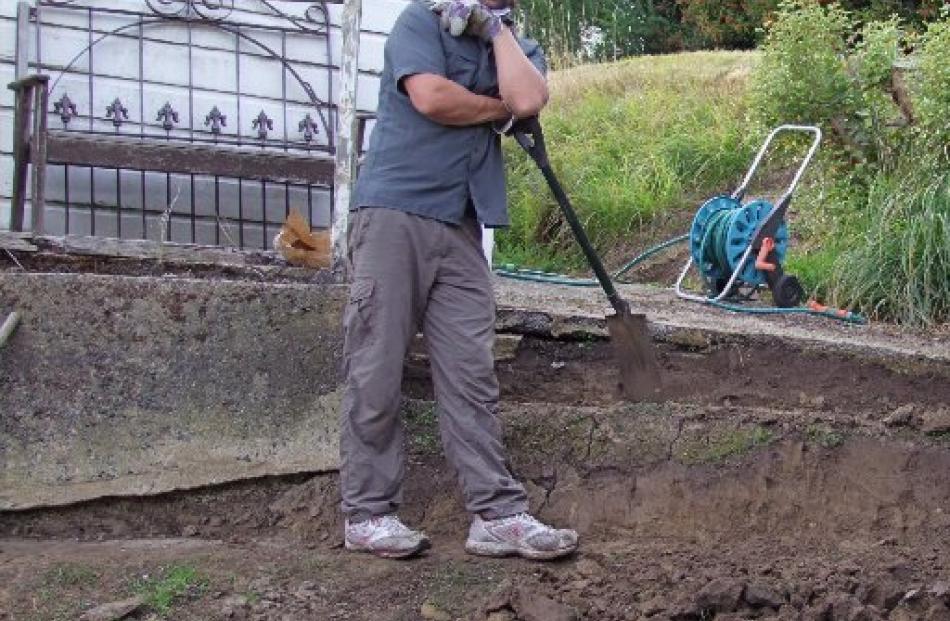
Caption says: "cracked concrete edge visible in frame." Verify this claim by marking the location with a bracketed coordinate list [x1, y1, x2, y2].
[495, 306, 950, 377]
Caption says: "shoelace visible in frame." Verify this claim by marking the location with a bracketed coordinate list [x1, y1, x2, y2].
[495, 512, 544, 530]
[372, 515, 411, 534]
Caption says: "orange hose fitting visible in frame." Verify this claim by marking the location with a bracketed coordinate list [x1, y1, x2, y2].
[755, 237, 776, 272]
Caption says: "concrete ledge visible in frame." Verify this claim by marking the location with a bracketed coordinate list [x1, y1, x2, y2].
[0, 273, 346, 510]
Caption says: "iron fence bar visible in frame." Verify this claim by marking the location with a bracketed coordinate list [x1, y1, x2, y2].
[282, 29, 288, 152]
[238, 178, 244, 248]
[187, 19, 196, 243]
[116, 167, 122, 238]
[262, 179, 267, 249]
[65, 166, 71, 234]
[214, 176, 220, 245]
[139, 20, 146, 239]
[87, 7, 95, 236]
[307, 184, 313, 231]
[235, 25, 242, 148]
[42, 127, 332, 153]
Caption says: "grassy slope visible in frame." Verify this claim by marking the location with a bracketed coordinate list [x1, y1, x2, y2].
[499, 51, 758, 272]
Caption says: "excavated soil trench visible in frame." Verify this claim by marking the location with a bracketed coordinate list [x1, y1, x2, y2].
[2, 334, 949, 621]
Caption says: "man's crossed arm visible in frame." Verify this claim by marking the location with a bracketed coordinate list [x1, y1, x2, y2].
[404, 16, 548, 127]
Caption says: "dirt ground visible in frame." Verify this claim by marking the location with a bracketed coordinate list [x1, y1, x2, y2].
[2, 330, 949, 621]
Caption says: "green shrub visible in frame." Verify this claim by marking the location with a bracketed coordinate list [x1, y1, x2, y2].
[916, 13, 950, 147]
[751, 1, 949, 325]
[749, 0, 855, 137]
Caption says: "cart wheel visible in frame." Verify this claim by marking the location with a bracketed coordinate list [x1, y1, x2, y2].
[773, 275, 805, 308]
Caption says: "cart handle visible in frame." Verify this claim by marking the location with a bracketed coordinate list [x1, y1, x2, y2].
[732, 125, 822, 203]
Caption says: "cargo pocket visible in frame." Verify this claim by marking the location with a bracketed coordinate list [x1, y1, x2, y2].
[343, 277, 376, 355]
[346, 209, 373, 269]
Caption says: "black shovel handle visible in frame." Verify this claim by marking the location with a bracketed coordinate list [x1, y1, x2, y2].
[513, 118, 629, 317]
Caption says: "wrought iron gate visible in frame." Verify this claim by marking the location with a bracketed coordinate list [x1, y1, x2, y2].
[11, 0, 340, 251]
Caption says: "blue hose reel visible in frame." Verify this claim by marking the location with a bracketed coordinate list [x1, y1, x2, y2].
[676, 125, 823, 308]
[689, 196, 790, 288]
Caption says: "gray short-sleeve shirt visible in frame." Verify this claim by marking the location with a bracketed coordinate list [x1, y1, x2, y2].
[353, 2, 547, 227]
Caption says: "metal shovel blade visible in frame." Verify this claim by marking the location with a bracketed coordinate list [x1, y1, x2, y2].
[606, 310, 662, 401]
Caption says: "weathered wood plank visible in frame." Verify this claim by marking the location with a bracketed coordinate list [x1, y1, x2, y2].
[30, 234, 277, 267]
[46, 133, 336, 186]
[0, 231, 39, 252]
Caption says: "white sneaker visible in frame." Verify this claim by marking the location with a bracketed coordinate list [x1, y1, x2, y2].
[344, 515, 431, 559]
[465, 513, 579, 560]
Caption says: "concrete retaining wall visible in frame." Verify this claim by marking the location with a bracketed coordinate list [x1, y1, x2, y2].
[0, 273, 346, 510]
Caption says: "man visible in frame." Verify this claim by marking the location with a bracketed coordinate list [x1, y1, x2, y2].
[340, 0, 578, 561]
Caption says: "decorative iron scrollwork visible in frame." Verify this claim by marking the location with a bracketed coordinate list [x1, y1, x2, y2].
[106, 98, 129, 129]
[156, 102, 180, 131]
[298, 113, 320, 143]
[204, 106, 227, 134]
[53, 93, 79, 128]
[144, 0, 234, 22]
[137, 0, 329, 32]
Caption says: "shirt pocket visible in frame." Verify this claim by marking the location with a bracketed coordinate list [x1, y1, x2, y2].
[446, 49, 480, 90]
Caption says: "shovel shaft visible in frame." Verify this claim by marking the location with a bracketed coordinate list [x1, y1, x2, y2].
[514, 122, 626, 316]
[536, 164, 627, 316]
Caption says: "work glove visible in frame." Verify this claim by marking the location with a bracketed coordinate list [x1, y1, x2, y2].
[426, 0, 504, 43]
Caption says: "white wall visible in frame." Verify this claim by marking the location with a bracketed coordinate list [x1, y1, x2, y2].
[0, 0, 409, 243]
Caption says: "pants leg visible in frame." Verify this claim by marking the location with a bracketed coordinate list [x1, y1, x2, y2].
[423, 217, 529, 520]
[339, 208, 437, 521]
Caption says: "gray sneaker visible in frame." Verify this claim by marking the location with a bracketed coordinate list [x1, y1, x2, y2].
[465, 513, 579, 560]
[344, 515, 431, 559]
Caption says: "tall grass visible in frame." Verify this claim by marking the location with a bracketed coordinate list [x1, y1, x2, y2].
[830, 155, 949, 325]
[499, 51, 756, 271]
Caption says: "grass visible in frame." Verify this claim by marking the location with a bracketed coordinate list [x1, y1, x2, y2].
[41, 563, 100, 589]
[27, 563, 102, 621]
[680, 424, 776, 464]
[132, 564, 207, 617]
[499, 51, 758, 273]
[806, 425, 846, 449]
[404, 400, 441, 456]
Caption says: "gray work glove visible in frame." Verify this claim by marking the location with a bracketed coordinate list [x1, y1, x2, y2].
[426, 0, 504, 43]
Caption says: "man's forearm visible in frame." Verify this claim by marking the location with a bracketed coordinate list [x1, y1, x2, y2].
[493, 26, 548, 119]
[405, 73, 509, 126]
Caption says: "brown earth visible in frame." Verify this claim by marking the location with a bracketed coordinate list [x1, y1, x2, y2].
[2, 330, 949, 621]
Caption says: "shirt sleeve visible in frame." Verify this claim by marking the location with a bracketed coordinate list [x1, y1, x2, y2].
[519, 37, 548, 77]
[386, 4, 448, 93]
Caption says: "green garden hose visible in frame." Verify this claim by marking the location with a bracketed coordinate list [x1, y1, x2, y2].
[494, 235, 867, 325]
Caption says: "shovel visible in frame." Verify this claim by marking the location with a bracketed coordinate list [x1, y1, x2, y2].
[512, 118, 662, 401]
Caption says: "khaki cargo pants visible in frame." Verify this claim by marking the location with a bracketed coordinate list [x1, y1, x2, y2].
[340, 207, 528, 522]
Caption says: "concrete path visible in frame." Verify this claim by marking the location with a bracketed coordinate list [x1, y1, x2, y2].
[493, 277, 950, 365]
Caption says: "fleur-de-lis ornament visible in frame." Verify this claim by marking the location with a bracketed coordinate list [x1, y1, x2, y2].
[106, 98, 129, 129]
[156, 102, 179, 131]
[298, 113, 319, 143]
[252, 110, 273, 140]
[53, 93, 79, 128]
[204, 106, 227, 135]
